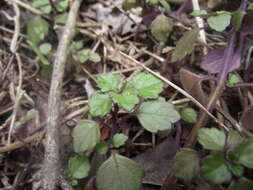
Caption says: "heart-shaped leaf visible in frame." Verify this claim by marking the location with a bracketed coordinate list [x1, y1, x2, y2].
[180, 107, 197, 123]
[96, 154, 144, 190]
[72, 120, 100, 153]
[136, 97, 180, 133]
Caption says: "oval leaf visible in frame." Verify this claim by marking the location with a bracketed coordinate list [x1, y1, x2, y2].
[197, 128, 225, 151]
[130, 73, 163, 99]
[68, 155, 91, 179]
[181, 107, 197, 123]
[89, 92, 112, 117]
[171, 28, 199, 62]
[201, 152, 231, 184]
[150, 14, 174, 42]
[112, 133, 128, 148]
[136, 97, 180, 133]
[207, 13, 231, 32]
[96, 154, 144, 190]
[173, 148, 199, 181]
[72, 120, 100, 153]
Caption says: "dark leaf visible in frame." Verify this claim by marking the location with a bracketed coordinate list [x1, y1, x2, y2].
[179, 68, 208, 105]
[201, 49, 241, 74]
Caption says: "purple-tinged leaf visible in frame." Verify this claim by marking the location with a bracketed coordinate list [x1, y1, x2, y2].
[201, 48, 241, 74]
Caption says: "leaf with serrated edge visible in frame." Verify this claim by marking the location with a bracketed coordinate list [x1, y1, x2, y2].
[201, 152, 231, 184]
[96, 73, 121, 92]
[197, 128, 225, 151]
[172, 29, 199, 62]
[89, 92, 112, 117]
[72, 120, 100, 153]
[96, 154, 144, 190]
[111, 87, 139, 111]
[137, 97, 180, 133]
[130, 73, 163, 99]
[173, 148, 199, 181]
[232, 140, 253, 169]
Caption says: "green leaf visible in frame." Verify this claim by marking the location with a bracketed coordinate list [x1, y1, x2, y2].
[70, 41, 83, 52]
[130, 73, 163, 99]
[136, 97, 180, 133]
[96, 154, 144, 190]
[148, 0, 159, 5]
[201, 152, 231, 184]
[68, 155, 91, 179]
[41, 5, 52, 14]
[227, 162, 244, 177]
[111, 86, 139, 111]
[232, 140, 253, 168]
[89, 92, 112, 117]
[39, 43, 52, 55]
[249, 3, 253, 10]
[197, 128, 225, 151]
[112, 133, 128, 148]
[180, 107, 197, 123]
[232, 11, 245, 31]
[159, 0, 171, 13]
[191, 10, 208, 16]
[77, 49, 101, 63]
[57, 0, 69, 11]
[173, 148, 199, 181]
[72, 120, 100, 153]
[96, 73, 121, 92]
[207, 13, 232, 32]
[96, 141, 109, 155]
[150, 14, 174, 42]
[27, 17, 49, 45]
[226, 73, 241, 87]
[171, 28, 199, 62]
[40, 64, 52, 77]
[227, 130, 244, 149]
[227, 178, 253, 190]
[27, 40, 50, 65]
[32, 0, 49, 8]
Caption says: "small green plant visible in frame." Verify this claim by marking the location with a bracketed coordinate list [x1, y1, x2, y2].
[68, 72, 180, 189]
[173, 127, 253, 189]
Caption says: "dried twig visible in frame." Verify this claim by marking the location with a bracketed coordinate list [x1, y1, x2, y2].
[41, 0, 82, 189]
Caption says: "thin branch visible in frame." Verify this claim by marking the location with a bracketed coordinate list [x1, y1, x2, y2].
[41, 0, 83, 189]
